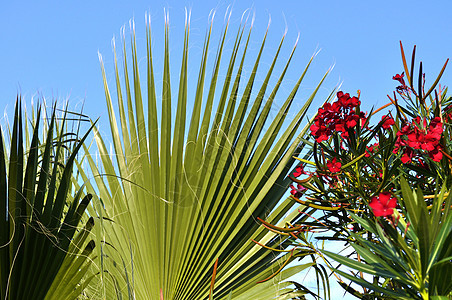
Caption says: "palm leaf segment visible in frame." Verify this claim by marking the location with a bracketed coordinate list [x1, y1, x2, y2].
[0, 99, 96, 300]
[84, 13, 330, 299]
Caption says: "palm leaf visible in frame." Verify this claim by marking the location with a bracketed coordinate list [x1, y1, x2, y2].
[0, 99, 96, 300]
[86, 14, 330, 299]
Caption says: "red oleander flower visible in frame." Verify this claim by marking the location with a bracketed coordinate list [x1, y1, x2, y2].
[392, 73, 406, 86]
[293, 165, 306, 177]
[310, 122, 330, 142]
[369, 192, 397, 217]
[429, 117, 443, 138]
[311, 91, 365, 143]
[345, 114, 359, 128]
[381, 115, 395, 129]
[413, 116, 422, 125]
[335, 121, 346, 133]
[349, 96, 360, 107]
[393, 117, 443, 163]
[365, 143, 379, 157]
[429, 147, 443, 162]
[406, 130, 422, 149]
[393, 72, 408, 92]
[326, 157, 341, 173]
[401, 147, 415, 164]
[290, 184, 306, 198]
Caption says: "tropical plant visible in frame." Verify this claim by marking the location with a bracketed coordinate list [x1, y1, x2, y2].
[76, 12, 333, 299]
[0, 99, 96, 299]
[261, 43, 452, 299]
[323, 177, 452, 299]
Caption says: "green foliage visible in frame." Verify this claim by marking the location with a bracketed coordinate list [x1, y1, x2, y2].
[0, 99, 96, 300]
[263, 43, 452, 299]
[77, 14, 331, 299]
[322, 178, 452, 299]
[9, 11, 452, 300]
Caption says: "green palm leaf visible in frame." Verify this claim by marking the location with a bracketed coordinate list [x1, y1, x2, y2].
[0, 99, 96, 300]
[84, 14, 330, 299]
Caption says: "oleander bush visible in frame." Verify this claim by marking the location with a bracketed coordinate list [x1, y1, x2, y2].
[262, 43, 452, 299]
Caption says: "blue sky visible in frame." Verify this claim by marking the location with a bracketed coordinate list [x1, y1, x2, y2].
[1, 1, 452, 299]
[2, 1, 452, 120]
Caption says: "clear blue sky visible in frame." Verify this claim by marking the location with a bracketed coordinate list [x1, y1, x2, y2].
[1, 1, 451, 299]
[2, 1, 452, 121]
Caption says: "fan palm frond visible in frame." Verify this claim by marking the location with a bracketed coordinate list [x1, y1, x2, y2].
[81, 12, 332, 300]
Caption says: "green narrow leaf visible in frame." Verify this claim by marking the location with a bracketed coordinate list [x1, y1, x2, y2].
[427, 212, 452, 273]
[0, 117, 9, 300]
[21, 108, 41, 223]
[333, 268, 411, 299]
[321, 249, 396, 278]
[400, 176, 419, 227]
[9, 99, 25, 298]
[167, 15, 190, 294]
[17, 105, 57, 299]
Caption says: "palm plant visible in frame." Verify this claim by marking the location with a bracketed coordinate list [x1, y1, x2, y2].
[0, 99, 96, 300]
[79, 12, 332, 299]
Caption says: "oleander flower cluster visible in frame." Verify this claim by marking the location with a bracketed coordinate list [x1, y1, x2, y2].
[369, 192, 398, 217]
[310, 91, 366, 142]
[291, 81, 448, 218]
[393, 116, 443, 163]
